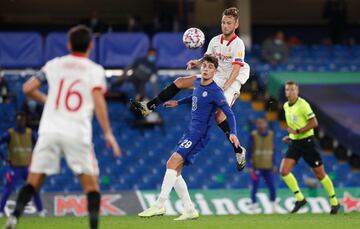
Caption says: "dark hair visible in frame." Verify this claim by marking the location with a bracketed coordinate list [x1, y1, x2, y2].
[68, 25, 92, 53]
[202, 54, 219, 69]
[223, 7, 239, 21]
[148, 47, 157, 54]
[285, 80, 298, 86]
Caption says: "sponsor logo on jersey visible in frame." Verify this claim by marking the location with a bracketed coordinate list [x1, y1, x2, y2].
[290, 115, 297, 122]
[214, 53, 232, 62]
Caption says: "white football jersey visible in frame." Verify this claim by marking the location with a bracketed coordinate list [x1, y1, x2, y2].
[206, 34, 249, 87]
[37, 54, 106, 144]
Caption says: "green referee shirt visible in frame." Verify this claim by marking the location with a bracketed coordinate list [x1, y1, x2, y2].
[283, 97, 315, 140]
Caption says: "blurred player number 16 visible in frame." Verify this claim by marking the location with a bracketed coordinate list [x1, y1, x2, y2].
[55, 79, 83, 112]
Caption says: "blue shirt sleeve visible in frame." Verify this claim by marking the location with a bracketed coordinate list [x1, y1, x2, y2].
[0, 131, 10, 145]
[178, 95, 193, 105]
[214, 92, 237, 135]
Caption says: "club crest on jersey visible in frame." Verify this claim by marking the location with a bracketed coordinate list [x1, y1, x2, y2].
[202, 91, 208, 97]
[290, 115, 297, 122]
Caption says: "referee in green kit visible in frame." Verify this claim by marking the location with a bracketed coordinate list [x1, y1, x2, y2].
[279, 81, 340, 214]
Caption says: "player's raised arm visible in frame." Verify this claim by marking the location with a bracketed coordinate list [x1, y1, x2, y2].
[164, 95, 193, 108]
[186, 59, 202, 70]
[92, 89, 121, 157]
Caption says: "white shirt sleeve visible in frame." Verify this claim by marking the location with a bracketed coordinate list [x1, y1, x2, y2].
[205, 37, 215, 55]
[231, 40, 245, 66]
[91, 66, 107, 93]
[35, 57, 59, 83]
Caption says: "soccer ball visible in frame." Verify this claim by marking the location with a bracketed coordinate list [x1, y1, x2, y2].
[182, 28, 205, 49]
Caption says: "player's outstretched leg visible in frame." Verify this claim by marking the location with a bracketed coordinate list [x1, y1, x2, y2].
[173, 175, 199, 220]
[3, 184, 36, 229]
[130, 76, 197, 117]
[131, 82, 181, 117]
[217, 118, 246, 170]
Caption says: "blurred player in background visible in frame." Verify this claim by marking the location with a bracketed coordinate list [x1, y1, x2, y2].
[280, 81, 340, 214]
[3, 25, 121, 229]
[248, 117, 277, 213]
[131, 7, 249, 170]
[0, 112, 45, 217]
[138, 55, 240, 220]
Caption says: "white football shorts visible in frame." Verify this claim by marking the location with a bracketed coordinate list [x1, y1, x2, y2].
[30, 134, 99, 176]
[214, 62, 250, 106]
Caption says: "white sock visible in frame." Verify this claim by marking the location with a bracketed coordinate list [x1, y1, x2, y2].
[271, 201, 277, 213]
[174, 175, 195, 212]
[155, 169, 177, 208]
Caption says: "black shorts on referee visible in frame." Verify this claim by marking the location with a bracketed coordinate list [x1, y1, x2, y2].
[285, 136, 323, 168]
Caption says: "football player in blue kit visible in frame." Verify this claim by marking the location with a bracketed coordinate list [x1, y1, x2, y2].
[138, 54, 240, 220]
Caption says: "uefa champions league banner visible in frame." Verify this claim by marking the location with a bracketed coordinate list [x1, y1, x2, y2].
[2, 188, 360, 216]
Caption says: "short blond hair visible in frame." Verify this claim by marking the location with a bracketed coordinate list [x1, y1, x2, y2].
[223, 7, 239, 21]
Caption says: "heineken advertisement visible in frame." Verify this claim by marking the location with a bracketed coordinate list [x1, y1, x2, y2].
[139, 188, 360, 215]
[2, 188, 360, 216]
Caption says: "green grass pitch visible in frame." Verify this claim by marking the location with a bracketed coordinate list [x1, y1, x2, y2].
[1, 213, 359, 229]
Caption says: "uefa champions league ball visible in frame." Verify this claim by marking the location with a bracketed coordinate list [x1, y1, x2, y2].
[182, 28, 205, 49]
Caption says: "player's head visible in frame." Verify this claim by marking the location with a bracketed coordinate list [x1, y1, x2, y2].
[221, 7, 239, 36]
[67, 25, 93, 55]
[15, 111, 26, 129]
[285, 81, 299, 101]
[201, 54, 218, 80]
[256, 117, 268, 132]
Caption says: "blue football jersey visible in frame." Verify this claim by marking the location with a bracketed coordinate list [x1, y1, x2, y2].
[178, 78, 237, 136]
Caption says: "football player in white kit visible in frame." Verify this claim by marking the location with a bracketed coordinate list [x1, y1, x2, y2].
[4, 25, 121, 229]
[131, 7, 249, 170]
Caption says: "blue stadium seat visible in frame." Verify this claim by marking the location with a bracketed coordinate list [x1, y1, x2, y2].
[99, 32, 149, 68]
[152, 32, 204, 68]
[45, 32, 97, 62]
[0, 32, 43, 68]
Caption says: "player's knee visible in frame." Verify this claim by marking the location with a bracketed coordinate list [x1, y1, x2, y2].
[26, 174, 45, 191]
[166, 153, 183, 169]
[314, 171, 326, 180]
[279, 168, 289, 177]
[166, 158, 176, 170]
[83, 184, 99, 193]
